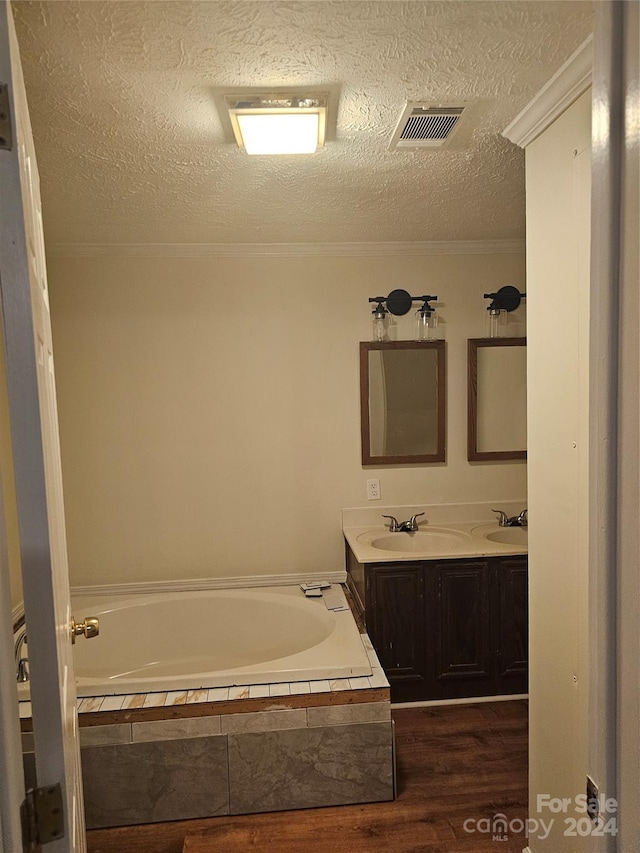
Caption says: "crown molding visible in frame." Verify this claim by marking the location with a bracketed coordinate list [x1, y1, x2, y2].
[503, 35, 593, 149]
[47, 239, 525, 259]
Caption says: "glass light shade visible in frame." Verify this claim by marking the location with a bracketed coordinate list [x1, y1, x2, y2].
[372, 312, 388, 342]
[416, 309, 438, 340]
[236, 112, 320, 155]
[487, 308, 506, 338]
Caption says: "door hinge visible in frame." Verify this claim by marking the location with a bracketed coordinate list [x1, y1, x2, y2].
[0, 83, 14, 150]
[21, 784, 65, 851]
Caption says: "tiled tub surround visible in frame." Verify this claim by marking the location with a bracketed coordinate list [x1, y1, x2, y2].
[74, 696, 393, 828]
[18, 588, 393, 828]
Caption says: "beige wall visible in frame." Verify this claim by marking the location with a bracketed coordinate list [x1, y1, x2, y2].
[47, 251, 526, 588]
[525, 90, 591, 849]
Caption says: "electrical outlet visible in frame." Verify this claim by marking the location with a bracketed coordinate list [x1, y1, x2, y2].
[367, 478, 381, 501]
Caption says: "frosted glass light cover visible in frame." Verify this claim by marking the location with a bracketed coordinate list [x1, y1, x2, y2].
[236, 113, 320, 155]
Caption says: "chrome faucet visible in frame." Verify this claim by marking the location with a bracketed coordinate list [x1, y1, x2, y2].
[382, 512, 425, 533]
[14, 626, 29, 683]
[492, 508, 528, 528]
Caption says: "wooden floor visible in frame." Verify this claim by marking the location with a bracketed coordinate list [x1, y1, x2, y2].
[86, 700, 528, 853]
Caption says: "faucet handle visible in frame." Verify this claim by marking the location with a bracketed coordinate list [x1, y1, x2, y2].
[409, 512, 425, 528]
[492, 509, 509, 527]
[382, 514, 400, 532]
[517, 509, 528, 527]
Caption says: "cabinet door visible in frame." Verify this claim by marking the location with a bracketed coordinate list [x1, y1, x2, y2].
[495, 556, 529, 680]
[366, 564, 425, 688]
[432, 560, 492, 688]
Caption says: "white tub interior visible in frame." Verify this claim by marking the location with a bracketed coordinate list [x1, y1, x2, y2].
[69, 584, 372, 696]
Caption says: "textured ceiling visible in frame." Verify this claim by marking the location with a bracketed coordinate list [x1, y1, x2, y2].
[12, 0, 594, 246]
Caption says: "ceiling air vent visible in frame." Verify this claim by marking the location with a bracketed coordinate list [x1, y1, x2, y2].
[389, 104, 465, 149]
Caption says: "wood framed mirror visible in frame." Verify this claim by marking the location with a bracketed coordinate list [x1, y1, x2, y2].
[360, 340, 446, 465]
[468, 337, 527, 461]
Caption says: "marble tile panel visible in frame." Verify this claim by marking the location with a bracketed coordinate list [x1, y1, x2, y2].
[81, 735, 229, 828]
[307, 702, 391, 728]
[288, 681, 311, 695]
[132, 716, 222, 742]
[221, 708, 307, 735]
[78, 697, 104, 713]
[228, 721, 394, 815]
[165, 691, 189, 706]
[100, 695, 127, 712]
[228, 686, 250, 701]
[186, 689, 209, 704]
[143, 692, 167, 708]
[369, 667, 391, 689]
[207, 687, 230, 702]
[361, 633, 375, 653]
[80, 724, 132, 747]
[122, 695, 146, 710]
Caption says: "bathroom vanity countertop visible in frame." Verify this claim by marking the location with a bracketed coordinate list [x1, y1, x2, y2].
[343, 520, 528, 564]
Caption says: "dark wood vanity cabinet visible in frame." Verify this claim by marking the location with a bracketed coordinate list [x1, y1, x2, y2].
[365, 564, 426, 688]
[347, 549, 528, 703]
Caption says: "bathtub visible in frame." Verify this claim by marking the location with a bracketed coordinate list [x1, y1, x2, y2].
[68, 584, 372, 697]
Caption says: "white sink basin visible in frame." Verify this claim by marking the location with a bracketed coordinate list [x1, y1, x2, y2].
[360, 528, 471, 553]
[483, 527, 528, 546]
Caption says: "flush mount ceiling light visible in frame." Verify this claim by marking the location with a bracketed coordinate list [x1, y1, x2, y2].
[225, 93, 328, 155]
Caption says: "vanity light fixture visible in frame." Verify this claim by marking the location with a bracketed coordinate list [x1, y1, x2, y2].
[368, 289, 438, 341]
[370, 299, 389, 342]
[483, 286, 526, 337]
[415, 297, 438, 340]
[225, 92, 328, 155]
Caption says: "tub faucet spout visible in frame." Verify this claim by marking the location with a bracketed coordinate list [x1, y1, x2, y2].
[14, 626, 29, 683]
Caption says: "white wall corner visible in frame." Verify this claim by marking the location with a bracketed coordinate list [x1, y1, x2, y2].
[502, 35, 593, 149]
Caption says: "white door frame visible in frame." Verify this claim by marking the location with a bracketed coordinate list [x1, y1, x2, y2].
[0, 1, 86, 850]
[589, 1, 639, 850]
[0, 486, 23, 853]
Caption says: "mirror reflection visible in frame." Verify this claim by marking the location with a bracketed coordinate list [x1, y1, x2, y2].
[360, 341, 446, 465]
[468, 337, 527, 461]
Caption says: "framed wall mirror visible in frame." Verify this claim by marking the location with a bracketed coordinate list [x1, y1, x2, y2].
[468, 337, 527, 461]
[360, 340, 446, 465]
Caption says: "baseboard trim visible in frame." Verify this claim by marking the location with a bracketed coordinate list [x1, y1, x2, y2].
[391, 693, 528, 709]
[71, 571, 347, 596]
